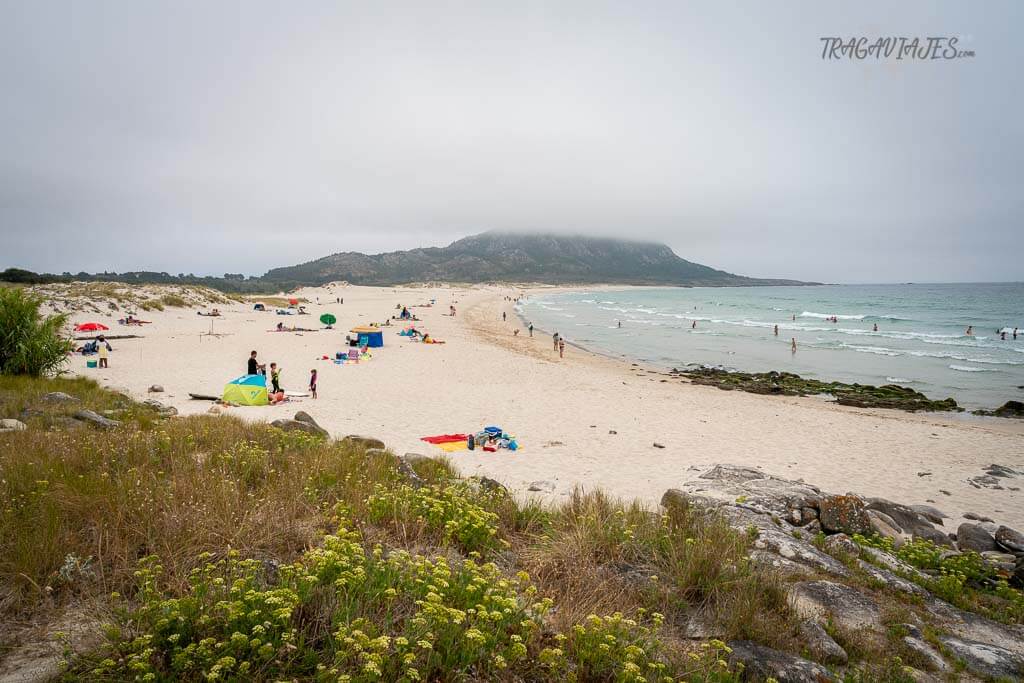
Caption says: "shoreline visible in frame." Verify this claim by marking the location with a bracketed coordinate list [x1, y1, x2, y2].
[46, 281, 1024, 530]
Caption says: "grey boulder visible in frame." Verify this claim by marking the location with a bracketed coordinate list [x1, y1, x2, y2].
[270, 418, 327, 438]
[41, 391, 80, 404]
[728, 640, 838, 683]
[72, 409, 120, 429]
[293, 411, 329, 437]
[939, 636, 1023, 680]
[957, 523, 998, 553]
[995, 525, 1024, 553]
[788, 580, 881, 633]
[798, 620, 847, 665]
[341, 434, 386, 450]
[0, 418, 27, 432]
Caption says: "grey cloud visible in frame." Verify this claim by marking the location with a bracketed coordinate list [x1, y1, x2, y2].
[1, 1, 1021, 282]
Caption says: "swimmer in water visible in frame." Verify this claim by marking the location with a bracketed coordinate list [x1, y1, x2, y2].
[873, 323, 878, 332]
[965, 326, 973, 336]
[773, 324, 779, 336]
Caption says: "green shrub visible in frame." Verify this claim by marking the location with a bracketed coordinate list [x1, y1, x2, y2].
[0, 287, 72, 376]
[853, 534, 1024, 622]
[160, 294, 187, 308]
[366, 483, 505, 554]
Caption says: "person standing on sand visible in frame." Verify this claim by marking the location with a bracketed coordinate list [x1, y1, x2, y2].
[691, 320, 697, 329]
[558, 337, 565, 358]
[248, 350, 260, 375]
[309, 369, 317, 399]
[553, 332, 559, 351]
[502, 311, 507, 322]
[773, 324, 778, 336]
[270, 363, 282, 393]
[97, 335, 111, 368]
[528, 323, 533, 337]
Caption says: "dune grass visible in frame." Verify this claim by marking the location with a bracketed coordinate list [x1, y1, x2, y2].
[0, 376, 863, 680]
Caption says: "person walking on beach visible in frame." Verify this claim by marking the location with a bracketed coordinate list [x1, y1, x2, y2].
[528, 323, 534, 337]
[270, 363, 282, 393]
[773, 324, 778, 336]
[502, 311, 507, 322]
[691, 320, 697, 329]
[309, 369, 317, 399]
[617, 320, 622, 328]
[791, 337, 797, 353]
[553, 332, 560, 351]
[558, 337, 565, 358]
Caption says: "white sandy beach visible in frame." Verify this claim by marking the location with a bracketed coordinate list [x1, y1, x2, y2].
[56, 283, 1024, 529]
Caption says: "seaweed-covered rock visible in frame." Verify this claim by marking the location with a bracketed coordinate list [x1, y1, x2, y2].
[972, 400, 1024, 418]
[678, 367, 960, 413]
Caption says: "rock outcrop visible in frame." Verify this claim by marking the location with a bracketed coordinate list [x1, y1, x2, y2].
[659, 464, 1024, 678]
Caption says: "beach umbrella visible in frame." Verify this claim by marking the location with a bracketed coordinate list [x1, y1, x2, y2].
[320, 313, 337, 326]
[75, 322, 109, 332]
[288, 298, 299, 306]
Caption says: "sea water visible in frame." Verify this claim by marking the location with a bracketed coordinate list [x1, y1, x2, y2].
[517, 283, 1024, 410]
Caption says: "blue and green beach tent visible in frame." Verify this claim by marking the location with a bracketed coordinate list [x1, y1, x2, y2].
[222, 374, 269, 405]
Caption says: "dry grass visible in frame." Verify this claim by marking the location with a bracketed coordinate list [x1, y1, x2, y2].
[0, 376, 808, 680]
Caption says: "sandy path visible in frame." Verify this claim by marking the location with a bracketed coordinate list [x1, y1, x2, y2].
[64, 283, 1024, 529]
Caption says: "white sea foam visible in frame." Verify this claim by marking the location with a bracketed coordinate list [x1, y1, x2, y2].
[886, 377, 913, 383]
[949, 364, 989, 372]
[800, 311, 866, 320]
[841, 343, 901, 356]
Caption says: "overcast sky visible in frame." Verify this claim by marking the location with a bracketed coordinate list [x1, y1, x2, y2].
[1, 1, 1021, 283]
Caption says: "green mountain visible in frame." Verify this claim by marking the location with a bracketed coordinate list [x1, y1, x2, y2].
[263, 232, 810, 286]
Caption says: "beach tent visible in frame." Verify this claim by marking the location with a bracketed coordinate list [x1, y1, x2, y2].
[75, 322, 109, 332]
[350, 326, 384, 348]
[222, 374, 269, 406]
[253, 303, 266, 311]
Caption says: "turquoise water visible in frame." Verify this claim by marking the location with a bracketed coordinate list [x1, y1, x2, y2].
[518, 284, 1024, 410]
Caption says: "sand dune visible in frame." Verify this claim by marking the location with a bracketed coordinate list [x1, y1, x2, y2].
[56, 282, 1024, 529]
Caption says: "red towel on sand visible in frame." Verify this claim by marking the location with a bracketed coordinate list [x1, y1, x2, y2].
[420, 434, 469, 444]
